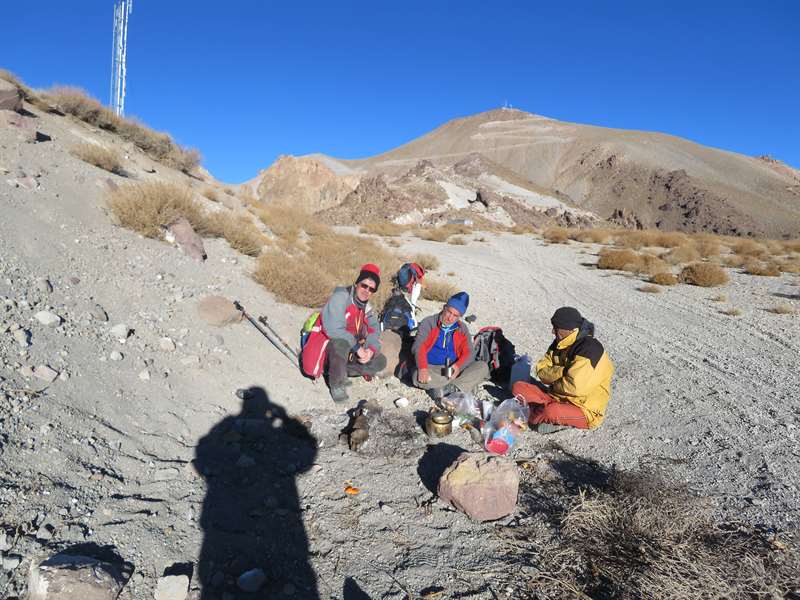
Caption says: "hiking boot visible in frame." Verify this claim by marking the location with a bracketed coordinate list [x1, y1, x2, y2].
[330, 386, 349, 404]
[535, 423, 566, 434]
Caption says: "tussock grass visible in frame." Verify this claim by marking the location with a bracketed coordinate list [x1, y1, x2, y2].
[422, 278, 457, 302]
[782, 239, 800, 253]
[543, 227, 571, 244]
[204, 212, 266, 256]
[254, 205, 331, 244]
[360, 222, 408, 237]
[508, 224, 538, 235]
[448, 236, 467, 245]
[768, 303, 798, 315]
[650, 272, 678, 286]
[615, 230, 688, 249]
[201, 187, 220, 202]
[45, 86, 200, 172]
[721, 307, 742, 316]
[637, 284, 663, 294]
[721, 254, 746, 268]
[412, 253, 439, 272]
[744, 261, 781, 277]
[415, 228, 452, 242]
[597, 249, 668, 275]
[107, 182, 206, 238]
[679, 262, 729, 287]
[570, 228, 613, 244]
[730, 238, 767, 257]
[71, 143, 125, 175]
[662, 244, 700, 265]
[777, 258, 800, 274]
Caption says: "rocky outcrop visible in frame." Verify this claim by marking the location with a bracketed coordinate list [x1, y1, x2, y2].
[437, 452, 519, 521]
[166, 217, 207, 261]
[0, 79, 22, 111]
[317, 175, 421, 224]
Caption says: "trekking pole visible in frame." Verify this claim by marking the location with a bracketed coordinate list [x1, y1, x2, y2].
[233, 300, 299, 367]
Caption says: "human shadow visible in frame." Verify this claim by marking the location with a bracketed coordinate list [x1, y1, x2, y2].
[342, 576, 371, 599]
[195, 386, 319, 599]
[417, 443, 466, 494]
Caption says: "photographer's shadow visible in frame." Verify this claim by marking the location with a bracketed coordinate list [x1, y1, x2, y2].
[195, 386, 319, 599]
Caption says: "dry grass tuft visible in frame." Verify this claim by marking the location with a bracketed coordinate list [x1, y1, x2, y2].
[448, 236, 467, 245]
[508, 224, 538, 235]
[730, 238, 767, 257]
[204, 212, 266, 256]
[107, 182, 206, 239]
[720, 254, 746, 268]
[571, 228, 613, 244]
[720, 307, 742, 316]
[412, 253, 439, 272]
[0, 68, 49, 109]
[777, 258, 800, 274]
[781, 239, 800, 253]
[711, 294, 728, 302]
[254, 205, 331, 244]
[662, 244, 700, 265]
[360, 222, 408, 237]
[615, 230, 688, 249]
[637, 284, 663, 294]
[679, 262, 729, 287]
[201, 187, 220, 202]
[415, 228, 452, 243]
[422, 278, 457, 302]
[71, 143, 125, 175]
[650, 272, 678, 286]
[744, 261, 781, 277]
[543, 227, 571, 244]
[767, 303, 798, 315]
[597, 249, 668, 275]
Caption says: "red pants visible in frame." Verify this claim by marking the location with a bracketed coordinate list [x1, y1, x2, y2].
[511, 381, 589, 429]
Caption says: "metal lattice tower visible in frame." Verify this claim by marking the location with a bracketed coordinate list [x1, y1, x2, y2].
[110, 0, 133, 116]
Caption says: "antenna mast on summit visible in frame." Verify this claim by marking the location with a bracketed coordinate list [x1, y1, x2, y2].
[110, 0, 133, 116]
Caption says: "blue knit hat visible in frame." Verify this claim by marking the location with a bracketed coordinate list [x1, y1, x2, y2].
[446, 291, 469, 315]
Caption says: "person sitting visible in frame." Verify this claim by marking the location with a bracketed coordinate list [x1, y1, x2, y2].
[301, 264, 387, 403]
[411, 292, 489, 400]
[512, 306, 614, 432]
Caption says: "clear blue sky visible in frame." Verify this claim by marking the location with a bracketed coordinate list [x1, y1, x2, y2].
[3, 1, 798, 182]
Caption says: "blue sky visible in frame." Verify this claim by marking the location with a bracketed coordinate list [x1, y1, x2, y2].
[2, 1, 798, 182]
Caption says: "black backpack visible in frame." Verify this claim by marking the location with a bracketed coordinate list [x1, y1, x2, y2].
[381, 290, 415, 332]
[473, 326, 516, 384]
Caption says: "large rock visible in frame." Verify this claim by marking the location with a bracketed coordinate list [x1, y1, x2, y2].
[165, 217, 206, 261]
[0, 79, 22, 111]
[196, 295, 242, 327]
[0, 109, 36, 142]
[154, 574, 189, 600]
[27, 554, 128, 600]
[376, 329, 402, 378]
[437, 452, 519, 521]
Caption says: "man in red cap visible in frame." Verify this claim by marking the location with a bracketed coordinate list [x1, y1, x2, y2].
[301, 263, 387, 403]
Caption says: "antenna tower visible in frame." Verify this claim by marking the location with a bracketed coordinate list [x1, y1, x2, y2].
[110, 0, 133, 116]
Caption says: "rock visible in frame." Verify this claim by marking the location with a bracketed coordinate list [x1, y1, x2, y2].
[37, 278, 53, 294]
[437, 452, 519, 522]
[154, 574, 189, 600]
[13, 328, 30, 347]
[28, 554, 129, 600]
[0, 530, 10, 551]
[376, 329, 402, 378]
[196, 295, 241, 327]
[166, 217, 207, 261]
[159, 337, 176, 352]
[110, 323, 130, 341]
[90, 304, 109, 322]
[35, 311, 62, 327]
[394, 397, 409, 408]
[19, 365, 35, 378]
[0, 110, 38, 142]
[138, 369, 151, 381]
[109, 351, 124, 362]
[0, 80, 22, 111]
[2, 554, 21, 571]
[69, 277, 80, 285]
[34, 365, 59, 383]
[237, 568, 266, 593]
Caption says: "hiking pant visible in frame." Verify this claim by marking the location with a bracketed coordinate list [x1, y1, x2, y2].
[327, 338, 387, 390]
[511, 381, 589, 429]
[413, 361, 490, 394]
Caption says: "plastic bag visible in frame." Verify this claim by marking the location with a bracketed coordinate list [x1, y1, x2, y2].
[483, 397, 530, 455]
[508, 354, 532, 390]
[441, 391, 479, 419]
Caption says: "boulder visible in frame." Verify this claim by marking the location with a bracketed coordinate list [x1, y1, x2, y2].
[154, 574, 189, 600]
[27, 554, 128, 600]
[437, 452, 519, 521]
[0, 80, 22, 111]
[376, 329, 402, 378]
[0, 109, 37, 142]
[166, 217, 206, 261]
[196, 295, 242, 327]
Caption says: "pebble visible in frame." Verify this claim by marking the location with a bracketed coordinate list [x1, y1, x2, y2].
[237, 568, 266, 593]
[394, 397, 410, 408]
[91, 304, 109, 321]
[37, 278, 53, 294]
[13, 328, 30, 347]
[109, 350, 124, 361]
[138, 369, 151, 381]
[35, 310, 62, 327]
[110, 323, 130, 341]
[159, 337, 176, 352]
[59, 371, 70, 381]
[2, 554, 21, 571]
[34, 365, 59, 382]
[0, 531, 9, 551]
[154, 574, 189, 600]
[19, 365, 34, 378]
[69, 276, 80, 285]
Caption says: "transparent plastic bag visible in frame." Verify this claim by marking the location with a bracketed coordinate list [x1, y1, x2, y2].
[483, 397, 530, 455]
[441, 391, 479, 419]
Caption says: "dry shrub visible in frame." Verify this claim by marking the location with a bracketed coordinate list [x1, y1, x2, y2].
[360, 222, 408, 237]
[711, 294, 727, 302]
[203, 212, 266, 256]
[422, 278, 457, 302]
[596, 249, 667, 274]
[518, 469, 800, 599]
[695, 239, 722, 258]
[0, 68, 49, 109]
[744, 261, 781, 277]
[71, 143, 125, 175]
[638, 284, 662, 294]
[730, 238, 767, 257]
[448, 236, 467, 245]
[571, 228, 613, 244]
[415, 228, 452, 242]
[662, 244, 700, 265]
[721, 307, 742, 316]
[543, 227, 571, 244]
[615, 230, 688, 249]
[107, 182, 206, 238]
[777, 258, 800, 274]
[412, 253, 439, 272]
[782, 239, 800, 253]
[768, 303, 798, 315]
[224, 187, 235, 196]
[508, 224, 538, 235]
[255, 205, 331, 244]
[650, 272, 678, 286]
[45, 86, 200, 172]
[721, 254, 746, 268]
[201, 187, 220, 202]
[679, 262, 729, 287]
[253, 232, 399, 307]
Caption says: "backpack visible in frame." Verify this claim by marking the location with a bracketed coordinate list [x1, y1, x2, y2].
[395, 262, 425, 294]
[473, 326, 516, 384]
[381, 290, 415, 332]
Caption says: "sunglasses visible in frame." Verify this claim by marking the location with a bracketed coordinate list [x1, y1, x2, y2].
[358, 282, 377, 293]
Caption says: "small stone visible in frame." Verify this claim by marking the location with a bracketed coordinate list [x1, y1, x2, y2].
[237, 568, 266, 593]
[38, 278, 53, 294]
[154, 574, 189, 600]
[109, 351, 124, 362]
[379, 502, 395, 514]
[69, 277, 80, 285]
[19, 365, 34, 378]
[13, 328, 30, 347]
[59, 371, 70, 381]
[2, 554, 21, 571]
[138, 369, 151, 381]
[394, 397, 409, 408]
[0, 530, 10, 551]
[110, 323, 130, 341]
[159, 337, 176, 352]
[34, 365, 59, 383]
[35, 311, 62, 327]
[196, 296, 242, 327]
[90, 304, 109, 322]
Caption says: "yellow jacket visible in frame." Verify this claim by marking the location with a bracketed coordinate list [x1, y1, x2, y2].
[536, 325, 614, 428]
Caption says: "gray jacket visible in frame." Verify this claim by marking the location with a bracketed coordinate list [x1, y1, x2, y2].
[321, 286, 381, 352]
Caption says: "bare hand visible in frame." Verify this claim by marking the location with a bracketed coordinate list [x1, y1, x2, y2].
[418, 368, 430, 384]
[448, 363, 460, 380]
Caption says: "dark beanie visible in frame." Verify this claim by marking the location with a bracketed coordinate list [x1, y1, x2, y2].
[551, 306, 582, 330]
[355, 263, 381, 289]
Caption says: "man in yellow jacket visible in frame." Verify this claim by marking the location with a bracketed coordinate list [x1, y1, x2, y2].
[512, 307, 614, 432]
